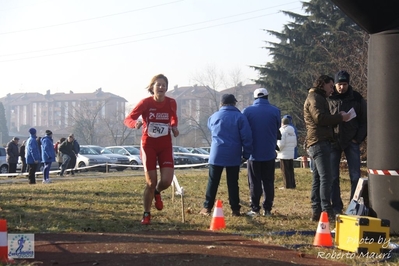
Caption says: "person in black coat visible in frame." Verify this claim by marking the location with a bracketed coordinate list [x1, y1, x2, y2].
[19, 140, 27, 173]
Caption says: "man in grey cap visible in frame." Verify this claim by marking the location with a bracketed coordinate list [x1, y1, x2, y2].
[6, 137, 20, 174]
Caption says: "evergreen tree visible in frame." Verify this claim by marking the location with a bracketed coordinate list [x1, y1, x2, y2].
[252, 0, 368, 154]
[0, 102, 9, 145]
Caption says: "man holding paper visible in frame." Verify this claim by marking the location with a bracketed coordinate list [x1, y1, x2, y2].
[328, 70, 367, 215]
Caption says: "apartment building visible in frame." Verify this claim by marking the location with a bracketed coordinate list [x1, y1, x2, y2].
[0, 88, 127, 137]
[167, 83, 261, 147]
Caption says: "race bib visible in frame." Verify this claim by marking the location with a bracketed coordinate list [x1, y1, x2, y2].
[147, 122, 169, 138]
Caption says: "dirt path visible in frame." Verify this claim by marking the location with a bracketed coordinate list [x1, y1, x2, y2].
[15, 230, 349, 266]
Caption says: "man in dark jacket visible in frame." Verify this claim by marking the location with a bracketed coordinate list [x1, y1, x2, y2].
[67, 133, 80, 175]
[304, 75, 351, 222]
[58, 135, 75, 177]
[6, 137, 20, 174]
[328, 71, 367, 215]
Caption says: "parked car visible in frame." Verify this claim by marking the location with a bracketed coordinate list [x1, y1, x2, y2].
[0, 147, 8, 174]
[132, 145, 190, 167]
[200, 147, 211, 153]
[186, 147, 210, 162]
[105, 146, 143, 170]
[173, 146, 208, 166]
[77, 146, 117, 172]
[16, 156, 60, 172]
[85, 145, 130, 171]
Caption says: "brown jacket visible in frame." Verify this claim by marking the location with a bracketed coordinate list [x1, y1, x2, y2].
[304, 88, 343, 148]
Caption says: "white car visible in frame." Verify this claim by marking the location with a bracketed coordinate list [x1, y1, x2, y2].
[105, 146, 143, 170]
[0, 147, 8, 174]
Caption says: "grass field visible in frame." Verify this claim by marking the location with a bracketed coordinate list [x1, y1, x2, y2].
[0, 166, 398, 265]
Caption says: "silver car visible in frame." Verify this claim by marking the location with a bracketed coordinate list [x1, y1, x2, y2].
[77, 146, 117, 172]
[105, 146, 143, 170]
[86, 145, 130, 171]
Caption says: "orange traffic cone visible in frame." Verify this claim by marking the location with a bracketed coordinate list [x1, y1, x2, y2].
[313, 211, 333, 247]
[209, 200, 226, 230]
[0, 219, 13, 263]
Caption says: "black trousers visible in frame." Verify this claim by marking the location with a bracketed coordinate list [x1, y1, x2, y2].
[8, 163, 17, 173]
[280, 159, 296, 188]
[203, 164, 241, 211]
[247, 159, 275, 212]
[28, 163, 38, 184]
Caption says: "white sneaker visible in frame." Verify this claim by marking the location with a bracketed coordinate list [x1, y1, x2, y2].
[246, 210, 260, 217]
[42, 179, 51, 184]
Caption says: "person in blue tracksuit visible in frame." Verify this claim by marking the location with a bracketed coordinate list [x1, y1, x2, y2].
[26, 128, 40, 184]
[41, 130, 56, 183]
[200, 94, 252, 217]
[242, 88, 281, 217]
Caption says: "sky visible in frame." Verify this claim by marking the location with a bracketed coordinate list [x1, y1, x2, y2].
[0, 0, 304, 105]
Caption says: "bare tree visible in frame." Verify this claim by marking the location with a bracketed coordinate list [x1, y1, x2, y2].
[67, 100, 107, 144]
[102, 108, 136, 145]
[178, 65, 246, 147]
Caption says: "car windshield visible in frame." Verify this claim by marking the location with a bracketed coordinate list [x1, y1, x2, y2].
[90, 146, 103, 153]
[101, 148, 113, 154]
[175, 146, 191, 153]
[80, 147, 100, 155]
[124, 147, 140, 155]
[195, 148, 210, 154]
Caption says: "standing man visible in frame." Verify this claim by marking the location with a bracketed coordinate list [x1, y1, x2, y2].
[58, 135, 75, 177]
[243, 88, 281, 217]
[19, 140, 27, 173]
[328, 70, 367, 214]
[26, 128, 40, 184]
[277, 117, 297, 189]
[6, 137, 20, 174]
[68, 133, 80, 176]
[304, 75, 351, 222]
[282, 115, 299, 159]
[200, 94, 252, 217]
[41, 130, 56, 183]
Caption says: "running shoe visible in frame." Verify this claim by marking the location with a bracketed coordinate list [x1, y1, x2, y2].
[199, 208, 211, 216]
[141, 213, 151, 225]
[246, 210, 260, 217]
[154, 193, 163, 211]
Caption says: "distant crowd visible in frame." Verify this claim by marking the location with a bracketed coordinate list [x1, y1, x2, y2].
[5, 129, 80, 184]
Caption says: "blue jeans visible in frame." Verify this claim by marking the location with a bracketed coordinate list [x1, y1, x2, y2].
[331, 141, 361, 212]
[203, 165, 241, 211]
[308, 141, 333, 214]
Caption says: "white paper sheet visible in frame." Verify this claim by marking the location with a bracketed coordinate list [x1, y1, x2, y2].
[347, 107, 357, 121]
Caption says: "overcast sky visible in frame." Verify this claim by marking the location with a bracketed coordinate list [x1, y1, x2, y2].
[0, 0, 304, 105]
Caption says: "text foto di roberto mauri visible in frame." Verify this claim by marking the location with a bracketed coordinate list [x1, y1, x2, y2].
[318, 237, 393, 260]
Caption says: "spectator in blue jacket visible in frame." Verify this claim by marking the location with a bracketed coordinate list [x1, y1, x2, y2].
[200, 94, 252, 217]
[243, 88, 281, 217]
[26, 128, 40, 184]
[41, 130, 56, 183]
